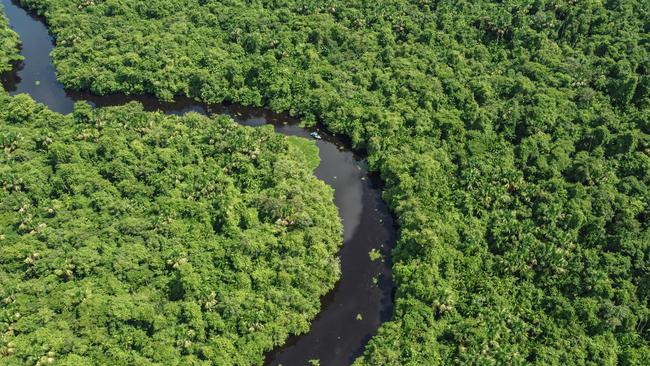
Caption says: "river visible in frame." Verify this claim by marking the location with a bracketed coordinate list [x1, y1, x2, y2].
[0, 1, 396, 365]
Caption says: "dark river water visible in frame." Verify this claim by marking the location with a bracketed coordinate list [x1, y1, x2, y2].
[1, 1, 396, 365]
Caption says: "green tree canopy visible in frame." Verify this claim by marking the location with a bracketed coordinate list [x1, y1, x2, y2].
[0, 92, 341, 365]
[0, 4, 22, 73]
[5, 0, 650, 364]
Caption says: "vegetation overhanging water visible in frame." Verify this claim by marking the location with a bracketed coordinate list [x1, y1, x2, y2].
[0, 0, 397, 365]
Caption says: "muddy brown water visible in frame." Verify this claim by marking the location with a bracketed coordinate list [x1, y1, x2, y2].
[1, 1, 396, 364]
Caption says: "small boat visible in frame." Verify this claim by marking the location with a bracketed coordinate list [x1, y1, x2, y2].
[310, 131, 322, 140]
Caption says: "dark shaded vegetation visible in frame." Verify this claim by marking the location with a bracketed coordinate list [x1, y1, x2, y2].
[6, 0, 650, 364]
[0, 91, 341, 365]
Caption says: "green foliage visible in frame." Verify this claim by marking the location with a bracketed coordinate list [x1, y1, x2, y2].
[8, 0, 650, 364]
[0, 94, 342, 365]
[285, 136, 320, 172]
[0, 4, 22, 73]
[368, 248, 382, 262]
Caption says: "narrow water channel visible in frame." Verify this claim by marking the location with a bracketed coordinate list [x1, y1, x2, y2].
[1, 1, 396, 365]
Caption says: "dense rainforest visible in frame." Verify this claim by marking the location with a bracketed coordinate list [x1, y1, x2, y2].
[0, 19, 342, 365]
[3, 0, 650, 364]
[0, 3, 21, 73]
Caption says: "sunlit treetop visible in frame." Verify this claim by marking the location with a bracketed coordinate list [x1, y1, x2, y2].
[0, 94, 342, 365]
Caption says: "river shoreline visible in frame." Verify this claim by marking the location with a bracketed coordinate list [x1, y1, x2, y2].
[1, 0, 396, 364]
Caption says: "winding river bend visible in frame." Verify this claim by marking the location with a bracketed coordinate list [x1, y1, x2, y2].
[1, 0, 396, 365]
